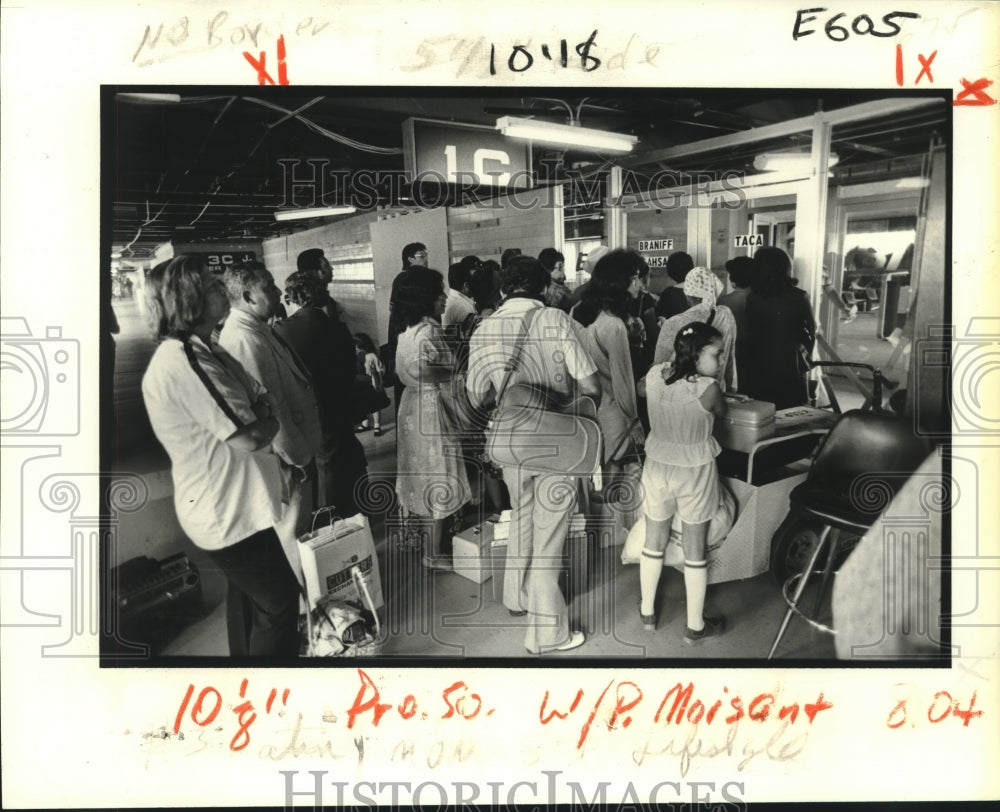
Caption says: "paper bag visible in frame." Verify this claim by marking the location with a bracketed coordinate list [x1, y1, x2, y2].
[299, 513, 384, 610]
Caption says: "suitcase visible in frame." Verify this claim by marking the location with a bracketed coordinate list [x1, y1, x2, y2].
[111, 553, 203, 650]
[453, 522, 494, 584]
[714, 395, 776, 452]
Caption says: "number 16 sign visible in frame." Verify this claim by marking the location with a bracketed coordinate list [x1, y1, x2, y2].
[403, 118, 533, 189]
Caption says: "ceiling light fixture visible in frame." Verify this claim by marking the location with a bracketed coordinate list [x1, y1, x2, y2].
[117, 93, 182, 104]
[274, 205, 357, 222]
[753, 151, 840, 172]
[496, 116, 638, 153]
[894, 177, 930, 189]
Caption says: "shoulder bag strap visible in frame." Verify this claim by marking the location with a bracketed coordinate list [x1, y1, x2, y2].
[494, 306, 540, 406]
[706, 307, 716, 326]
[181, 337, 247, 429]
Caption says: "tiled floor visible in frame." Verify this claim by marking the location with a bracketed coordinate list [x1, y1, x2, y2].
[111, 297, 854, 663]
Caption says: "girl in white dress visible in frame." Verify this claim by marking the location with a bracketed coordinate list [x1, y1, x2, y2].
[638, 321, 729, 644]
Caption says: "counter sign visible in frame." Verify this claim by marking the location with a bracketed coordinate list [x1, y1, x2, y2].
[194, 252, 257, 274]
[638, 239, 674, 268]
[734, 234, 765, 248]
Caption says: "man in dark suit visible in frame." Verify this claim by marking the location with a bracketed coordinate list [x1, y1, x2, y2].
[386, 242, 429, 417]
[296, 247, 342, 320]
[275, 270, 368, 517]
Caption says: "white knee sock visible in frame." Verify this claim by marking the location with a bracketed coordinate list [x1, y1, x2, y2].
[684, 559, 708, 630]
[639, 548, 664, 616]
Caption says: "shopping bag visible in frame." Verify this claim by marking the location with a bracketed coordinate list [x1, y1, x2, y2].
[298, 508, 384, 610]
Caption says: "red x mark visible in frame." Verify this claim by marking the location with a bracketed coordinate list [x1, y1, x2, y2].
[953, 77, 997, 106]
[915, 50, 937, 84]
[243, 35, 289, 86]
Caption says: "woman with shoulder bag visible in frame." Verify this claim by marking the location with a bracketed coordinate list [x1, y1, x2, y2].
[141, 255, 300, 658]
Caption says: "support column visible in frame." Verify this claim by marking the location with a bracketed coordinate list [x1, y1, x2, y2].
[793, 114, 834, 343]
[551, 183, 565, 252]
[607, 167, 626, 249]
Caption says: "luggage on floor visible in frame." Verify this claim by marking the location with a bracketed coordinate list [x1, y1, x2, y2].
[112, 553, 203, 650]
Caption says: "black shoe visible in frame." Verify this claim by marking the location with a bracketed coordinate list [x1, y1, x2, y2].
[683, 615, 726, 645]
[639, 601, 656, 631]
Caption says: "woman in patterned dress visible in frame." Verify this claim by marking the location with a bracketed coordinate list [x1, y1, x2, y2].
[394, 266, 472, 570]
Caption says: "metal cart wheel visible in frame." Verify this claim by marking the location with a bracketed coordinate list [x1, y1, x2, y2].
[770, 516, 862, 587]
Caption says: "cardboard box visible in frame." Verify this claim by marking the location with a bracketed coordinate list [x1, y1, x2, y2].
[482, 515, 589, 605]
[452, 522, 494, 584]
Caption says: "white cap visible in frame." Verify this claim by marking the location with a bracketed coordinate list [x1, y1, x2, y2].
[583, 245, 609, 273]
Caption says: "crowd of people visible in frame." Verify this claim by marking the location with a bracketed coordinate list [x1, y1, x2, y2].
[140, 242, 817, 658]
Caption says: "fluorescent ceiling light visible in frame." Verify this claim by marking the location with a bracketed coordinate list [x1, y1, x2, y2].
[274, 206, 357, 222]
[117, 93, 182, 104]
[754, 152, 839, 172]
[496, 116, 638, 153]
[895, 177, 930, 189]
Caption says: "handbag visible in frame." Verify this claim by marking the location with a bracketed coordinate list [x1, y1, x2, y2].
[351, 374, 391, 422]
[584, 418, 645, 545]
[485, 308, 602, 476]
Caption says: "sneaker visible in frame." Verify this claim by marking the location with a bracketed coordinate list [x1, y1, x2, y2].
[527, 630, 585, 655]
[683, 615, 726, 645]
[639, 601, 656, 631]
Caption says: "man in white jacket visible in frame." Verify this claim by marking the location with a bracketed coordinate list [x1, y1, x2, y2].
[220, 261, 323, 595]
